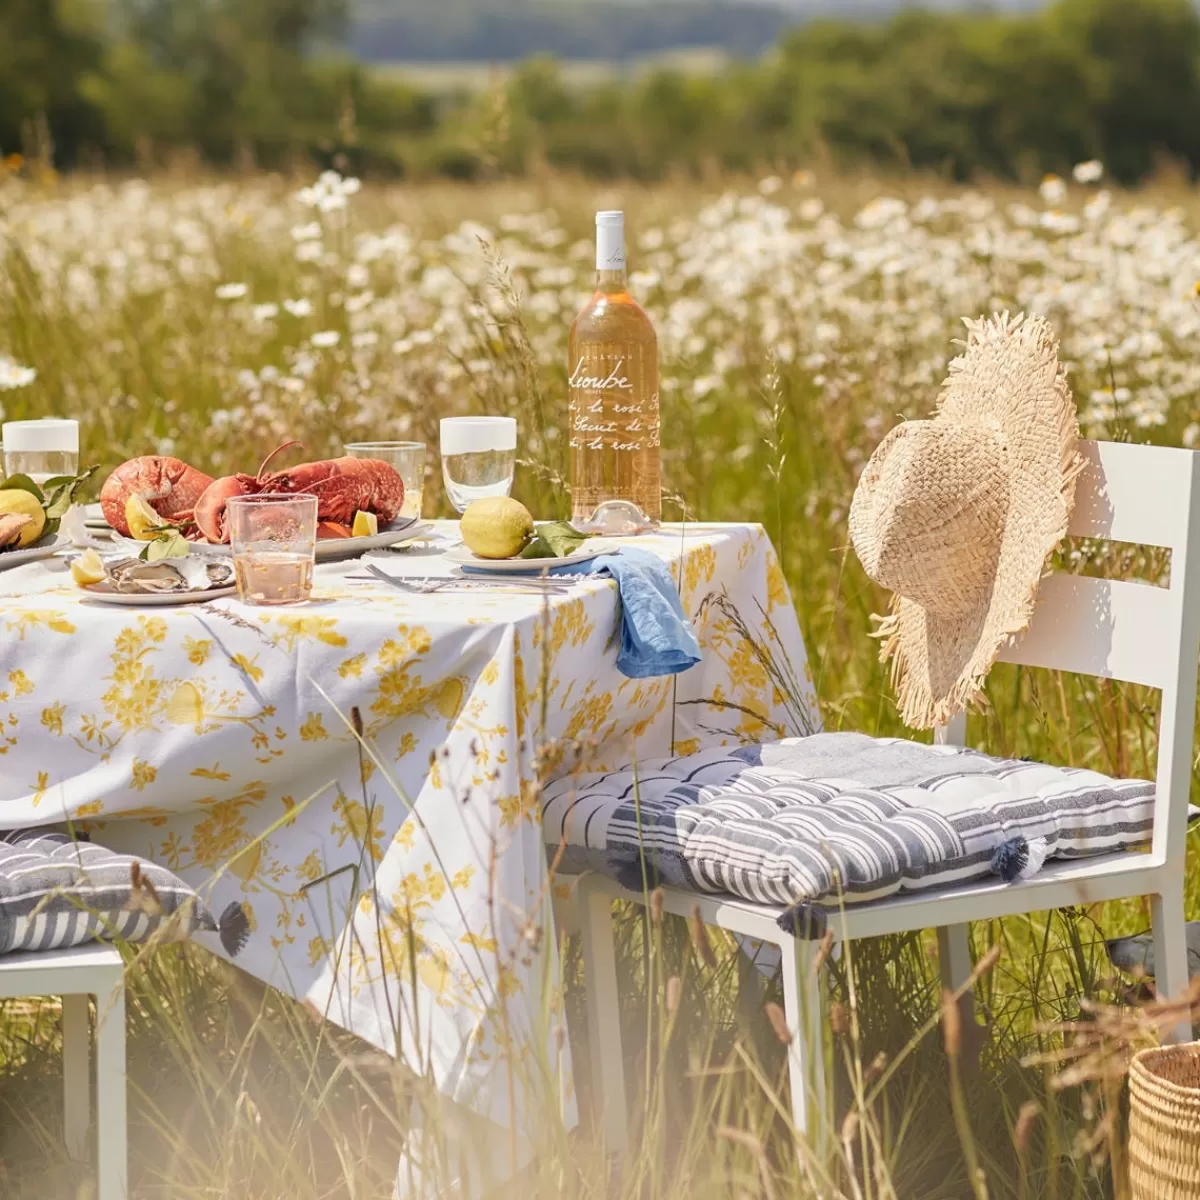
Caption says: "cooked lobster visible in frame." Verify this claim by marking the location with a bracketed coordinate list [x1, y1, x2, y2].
[100, 456, 215, 537]
[192, 442, 405, 543]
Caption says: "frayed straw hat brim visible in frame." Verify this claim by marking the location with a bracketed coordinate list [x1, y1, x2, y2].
[864, 312, 1084, 729]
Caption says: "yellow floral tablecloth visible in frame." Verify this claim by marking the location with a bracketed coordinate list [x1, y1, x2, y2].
[0, 522, 815, 1152]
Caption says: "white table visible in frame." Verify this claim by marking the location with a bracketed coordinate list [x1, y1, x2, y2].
[0, 521, 816, 1165]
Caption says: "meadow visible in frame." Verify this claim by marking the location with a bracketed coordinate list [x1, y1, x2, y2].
[1, 160, 1199, 1198]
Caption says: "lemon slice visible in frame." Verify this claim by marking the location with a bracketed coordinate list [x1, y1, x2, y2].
[124, 493, 162, 541]
[70, 548, 105, 587]
[352, 510, 378, 538]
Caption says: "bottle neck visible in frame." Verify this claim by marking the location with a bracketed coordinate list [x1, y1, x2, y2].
[595, 268, 628, 294]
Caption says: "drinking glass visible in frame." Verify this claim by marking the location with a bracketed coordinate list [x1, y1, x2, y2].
[228, 493, 317, 606]
[343, 441, 426, 519]
[3, 419, 79, 487]
[439, 417, 516, 513]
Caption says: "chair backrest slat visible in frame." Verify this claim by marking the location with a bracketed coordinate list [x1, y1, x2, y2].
[997, 574, 1173, 689]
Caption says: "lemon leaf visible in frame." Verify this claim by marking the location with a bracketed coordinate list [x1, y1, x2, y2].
[520, 521, 586, 559]
[143, 531, 190, 562]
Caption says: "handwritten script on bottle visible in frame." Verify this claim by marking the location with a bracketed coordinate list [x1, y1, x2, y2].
[568, 356, 659, 451]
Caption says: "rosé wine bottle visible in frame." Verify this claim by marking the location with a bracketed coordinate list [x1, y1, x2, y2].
[567, 211, 661, 534]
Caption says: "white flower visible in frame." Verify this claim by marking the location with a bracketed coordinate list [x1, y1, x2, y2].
[1039, 175, 1068, 205]
[311, 330, 340, 348]
[216, 282, 248, 300]
[291, 222, 322, 242]
[296, 186, 321, 209]
[1072, 160, 1104, 184]
[341, 177, 362, 196]
[259, 365, 280, 383]
[252, 303, 279, 322]
[0, 357, 36, 390]
[318, 193, 347, 214]
[156, 436, 176, 456]
[281, 377, 306, 394]
[283, 298, 313, 318]
[1184, 423, 1200, 448]
[757, 175, 783, 195]
[347, 263, 370, 290]
[294, 241, 323, 263]
[352, 330, 379, 350]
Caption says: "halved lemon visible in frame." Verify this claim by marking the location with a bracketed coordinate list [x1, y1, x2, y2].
[70, 548, 105, 587]
[352, 510, 379, 538]
[124, 493, 163, 541]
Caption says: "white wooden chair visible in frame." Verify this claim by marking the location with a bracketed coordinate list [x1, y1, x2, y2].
[0, 942, 127, 1199]
[573, 439, 1200, 1150]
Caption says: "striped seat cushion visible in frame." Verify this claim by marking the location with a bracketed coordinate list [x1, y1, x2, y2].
[0, 831, 248, 957]
[541, 731, 1158, 908]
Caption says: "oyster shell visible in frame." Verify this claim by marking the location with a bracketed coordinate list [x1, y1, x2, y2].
[104, 556, 234, 594]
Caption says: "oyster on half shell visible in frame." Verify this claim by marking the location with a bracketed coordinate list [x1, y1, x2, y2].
[104, 556, 234, 594]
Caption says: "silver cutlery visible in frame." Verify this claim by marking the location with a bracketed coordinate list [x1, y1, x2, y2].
[355, 564, 575, 596]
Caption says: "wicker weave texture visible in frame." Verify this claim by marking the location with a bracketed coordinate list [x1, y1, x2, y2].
[1129, 1043, 1200, 1199]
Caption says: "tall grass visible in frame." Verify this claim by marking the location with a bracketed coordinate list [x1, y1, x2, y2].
[1, 162, 1198, 1196]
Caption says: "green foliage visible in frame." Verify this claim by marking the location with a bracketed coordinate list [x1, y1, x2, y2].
[5, 0, 1200, 182]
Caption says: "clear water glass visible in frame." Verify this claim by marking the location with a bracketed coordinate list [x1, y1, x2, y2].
[343, 441, 426, 519]
[2, 419, 79, 488]
[440, 417, 516, 514]
[228, 493, 317, 606]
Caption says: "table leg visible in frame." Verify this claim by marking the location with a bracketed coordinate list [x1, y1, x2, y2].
[62, 993, 90, 1161]
[95, 982, 128, 1200]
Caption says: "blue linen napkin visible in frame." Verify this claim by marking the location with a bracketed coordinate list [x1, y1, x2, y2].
[551, 547, 701, 679]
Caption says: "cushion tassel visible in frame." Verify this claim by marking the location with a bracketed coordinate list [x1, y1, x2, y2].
[988, 835, 1049, 883]
[775, 901, 828, 940]
[218, 902, 251, 957]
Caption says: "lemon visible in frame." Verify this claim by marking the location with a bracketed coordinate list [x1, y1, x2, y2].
[124, 493, 162, 541]
[0, 488, 46, 547]
[352, 510, 379, 538]
[70, 549, 105, 587]
[460, 496, 534, 559]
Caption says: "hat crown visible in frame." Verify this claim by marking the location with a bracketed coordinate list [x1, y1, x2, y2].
[849, 421, 1009, 616]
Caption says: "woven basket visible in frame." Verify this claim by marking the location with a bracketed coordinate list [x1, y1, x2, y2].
[1129, 1043, 1200, 1199]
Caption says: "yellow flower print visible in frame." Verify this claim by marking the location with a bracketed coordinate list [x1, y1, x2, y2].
[41, 702, 65, 736]
[338, 653, 367, 679]
[7, 670, 33, 697]
[765, 552, 789, 612]
[397, 731, 416, 758]
[461, 930, 498, 954]
[191, 765, 231, 781]
[307, 935, 332, 967]
[481, 658, 500, 686]
[5, 609, 76, 639]
[331, 792, 385, 862]
[299, 713, 328, 741]
[30, 771, 49, 806]
[193, 800, 251, 869]
[452, 865, 475, 890]
[297, 850, 323, 883]
[394, 816, 416, 851]
[75, 798, 104, 818]
[269, 614, 347, 651]
[498, 786, 540, 828]
[183, 637, 211, 666]
[674, 737, 701, 757]
[130, 758, 157, 791]
[418, 945, 453, 997]
[683, 544, 717, 598]
[230, 653, 264, 683]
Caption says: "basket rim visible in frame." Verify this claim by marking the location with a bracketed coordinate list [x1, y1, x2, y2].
[1132, 1044, 1200, 1100]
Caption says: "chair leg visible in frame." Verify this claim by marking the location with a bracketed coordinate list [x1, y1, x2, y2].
[778, 936, 828, 1153]
[937, 924, 976, 1029]
[94, 979, 128, 1200]
[62, 993, 91, 1161]
[1151, 884, 1193, 1044]
[579, 879, 628, 1154]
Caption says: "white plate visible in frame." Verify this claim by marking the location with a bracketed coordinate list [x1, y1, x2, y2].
[446, 545, 608, 573]
[0, 536, 63, 571]
[82, 583, 237, 606]
[109, 520, 435, 563]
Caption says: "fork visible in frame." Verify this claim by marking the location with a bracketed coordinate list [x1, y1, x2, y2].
[360, 564, 574, 596]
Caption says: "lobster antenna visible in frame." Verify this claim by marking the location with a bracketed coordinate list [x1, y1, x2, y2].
[256, 440, 304, 479]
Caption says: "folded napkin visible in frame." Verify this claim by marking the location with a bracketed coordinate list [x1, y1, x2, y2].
[551, 547, 701, 679]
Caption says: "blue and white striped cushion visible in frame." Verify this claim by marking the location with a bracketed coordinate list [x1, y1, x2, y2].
[0, 832, 247, 956]
[541, 732, 1158, 907]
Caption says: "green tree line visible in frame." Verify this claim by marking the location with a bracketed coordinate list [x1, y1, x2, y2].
[5, 0, 1200, 184]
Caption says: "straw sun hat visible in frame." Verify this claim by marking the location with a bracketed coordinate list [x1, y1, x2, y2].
[849, 312, 1085, 730]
